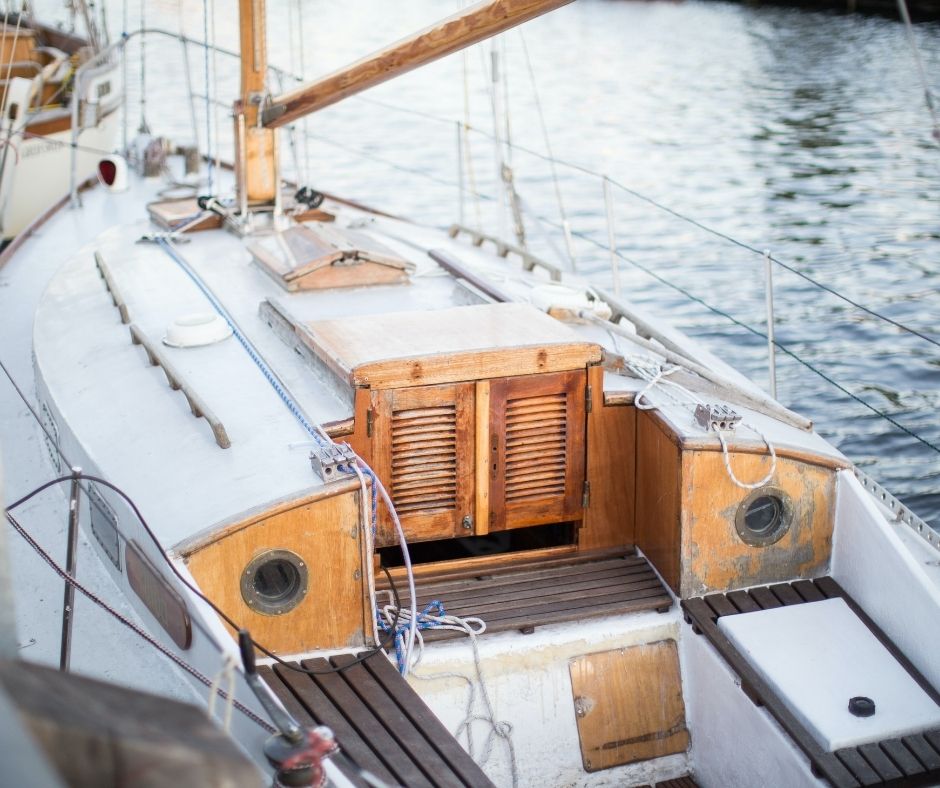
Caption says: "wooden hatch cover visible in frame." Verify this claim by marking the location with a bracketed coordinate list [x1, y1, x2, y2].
[248, 222, 414, 291]
[299, 302, 603, 389]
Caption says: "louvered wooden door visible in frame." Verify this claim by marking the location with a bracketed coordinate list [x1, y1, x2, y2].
[487, 370, 586, 531]
[371, 383, 475, 547]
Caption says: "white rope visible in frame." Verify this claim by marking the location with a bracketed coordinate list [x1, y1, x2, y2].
[717, 426, 778, 490]
[610, 334, 778, 491]
[207, 651, 238, 732]
[377, 602, 519, 788]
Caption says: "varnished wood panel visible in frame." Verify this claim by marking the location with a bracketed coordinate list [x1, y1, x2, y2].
[580, 365, 635, 551]
[302, 303, 601, 389]
[371, 382, 475, 546]
[634, 410, 682, 592]
[680, 450, 835, 597]
[569, 640, 688, 771]
[488, 369, 585, 531]
[184, 489, 367, 653]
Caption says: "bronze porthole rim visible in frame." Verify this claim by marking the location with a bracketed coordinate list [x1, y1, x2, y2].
[240, 548, 309, 616]
[734, 486, 794, 548]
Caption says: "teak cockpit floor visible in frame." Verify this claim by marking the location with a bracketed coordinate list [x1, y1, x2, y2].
[379, 549, 673, 642]
[682, 578, 940, 788]
[259, 652, 494, 788]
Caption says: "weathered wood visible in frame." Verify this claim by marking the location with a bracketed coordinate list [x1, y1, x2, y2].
[263, 0, 574, 128]
[634, 408, 682, 592]
[569, 640, 689, 771]
[249, 224, 412, 291]
[474, 379, 492, 535]
[0, 659, 260, 787]
[680, 447, 835, 598]
[184, 488, 368, 654]
[236, 0, 276, 203]
[581, 366, 636, 551]
[302, 303, 601, 390]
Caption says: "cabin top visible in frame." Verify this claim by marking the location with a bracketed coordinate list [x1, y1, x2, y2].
[301, 302, 602, 388]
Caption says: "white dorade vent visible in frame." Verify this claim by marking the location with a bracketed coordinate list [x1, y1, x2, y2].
[247, 222, 414, 292]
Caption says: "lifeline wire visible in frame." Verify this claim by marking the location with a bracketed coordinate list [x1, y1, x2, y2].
[4, 508, 276, 734]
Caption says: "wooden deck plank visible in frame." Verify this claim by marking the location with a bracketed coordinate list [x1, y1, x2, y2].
[857, 743, 903, 782]
[361, 652, 494, 788]
[269, 663, 394, 785]
[879, 739, 926, 778]
[791, 579, 826, 603]
[405, 562, 656, 607]
[904, 733, 940, 770]
[835, 747, 883, 786]
[704, 593, 738, 619]
[301, 658, 435, 788]
[767, 583, 804, 607]
[726, 589, 762, 614]
[328, 654, 465, 788]
[383, 553, 647, 595]
[748, 586, 783, 610]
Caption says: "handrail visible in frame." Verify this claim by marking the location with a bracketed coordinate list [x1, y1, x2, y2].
[128, 323, 231, 450]
[447, 223, 561, 281]
[94, 251, 130, 324]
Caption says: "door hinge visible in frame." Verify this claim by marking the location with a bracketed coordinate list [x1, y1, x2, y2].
[366, 408, 373, 438]
[585, 384, 592, 413]
[582, 480, 591, 508]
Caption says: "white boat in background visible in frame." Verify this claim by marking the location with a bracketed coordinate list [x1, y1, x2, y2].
[1, 2, 940, 787]
[0, 12, 121, 241]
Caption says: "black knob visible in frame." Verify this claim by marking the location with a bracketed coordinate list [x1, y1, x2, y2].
[848, 696, 876, 717]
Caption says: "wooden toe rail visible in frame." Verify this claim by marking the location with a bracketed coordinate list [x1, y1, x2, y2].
[259, 652, 494, 788]
[682, 578, 940, 788]
[379, 549, 673, 641]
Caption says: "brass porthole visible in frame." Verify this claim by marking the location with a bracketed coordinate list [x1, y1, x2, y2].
[734, 487, 793, 547]
[240, 549, 309, 616]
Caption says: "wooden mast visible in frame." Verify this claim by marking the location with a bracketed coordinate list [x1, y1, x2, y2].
[261, 0, 574, 129]
[236, 0, 278, 207]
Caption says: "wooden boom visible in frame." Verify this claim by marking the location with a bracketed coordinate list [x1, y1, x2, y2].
[262, 0, 574, 128]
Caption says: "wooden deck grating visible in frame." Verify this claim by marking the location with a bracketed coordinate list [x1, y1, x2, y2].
[682, 577, 940, 788]
[259, 651, 494, 788]
[379, 549, 674, 641]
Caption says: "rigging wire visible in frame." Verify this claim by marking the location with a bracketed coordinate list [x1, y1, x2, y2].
[325, 97, 940, 350]
[4, 507, 277, 734]
[896, 0, 940, 143]
[202, 0, 213, 193]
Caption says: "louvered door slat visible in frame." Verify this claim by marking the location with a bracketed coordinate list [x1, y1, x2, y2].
[372, 383, 475, 546]
[488, 370, 587, 531]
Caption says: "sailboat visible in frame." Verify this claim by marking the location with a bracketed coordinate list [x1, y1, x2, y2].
[0, 10, 121, 241]
[1, 1, 939, 786]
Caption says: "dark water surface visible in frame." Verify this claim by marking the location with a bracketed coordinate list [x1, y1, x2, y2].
[40, 0, 940, 526]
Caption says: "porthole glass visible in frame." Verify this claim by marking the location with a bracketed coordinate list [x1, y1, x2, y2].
[735, 487, 793, 547]
[241, 549, 308, 616]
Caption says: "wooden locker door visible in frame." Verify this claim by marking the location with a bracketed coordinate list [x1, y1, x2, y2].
[487, 369, 587, 531]
[371, 382, 475, 547]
